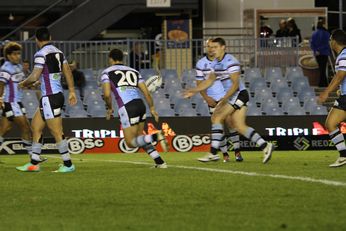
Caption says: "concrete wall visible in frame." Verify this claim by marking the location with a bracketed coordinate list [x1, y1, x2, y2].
[203, 0, 315, 28]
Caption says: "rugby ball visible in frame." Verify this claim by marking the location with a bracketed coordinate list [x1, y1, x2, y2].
[145, 75, 162, 93]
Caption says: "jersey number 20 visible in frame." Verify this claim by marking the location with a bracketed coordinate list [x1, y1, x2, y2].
[115, 70, 138, 87]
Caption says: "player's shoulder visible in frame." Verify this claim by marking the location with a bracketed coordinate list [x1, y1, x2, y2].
[224, 53, 239, 63]
[0, 61, 14, 73]
[196, 56, 209, 69]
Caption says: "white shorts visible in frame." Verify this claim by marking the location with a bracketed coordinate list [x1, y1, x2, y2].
[2, 102, 26, 120]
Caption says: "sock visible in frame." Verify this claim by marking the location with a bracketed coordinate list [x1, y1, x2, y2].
[244, 127, 267, 150]
[131, 134, 158, 148]
[57, 139, 72, 167]
[229, 129, 240, 152]
[329, 128, 346, 157]
[22, 139, 33, 155]
[31, 142, 42, 165]
[210, 124, 224, 155]
[0, 136, 4, 145]
[219, 136, 229, 156]
[143, 143, 164, 164]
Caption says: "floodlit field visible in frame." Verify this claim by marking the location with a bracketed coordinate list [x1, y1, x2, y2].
[1, 151, 346, 231]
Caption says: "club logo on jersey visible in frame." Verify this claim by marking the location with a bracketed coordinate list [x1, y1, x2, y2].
[52, 73, 60, 80]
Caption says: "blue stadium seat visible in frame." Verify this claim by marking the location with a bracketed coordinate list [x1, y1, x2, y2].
[265, 67, 283, 80]
[270, 78, 288, 93]
[247, 105, 262, 116]
[249, 78, 267, 92]
[282, 97, 300, 112]
[264, 105, 284, 116]
[297, 87, 315, 102]
[244, 67, 262, 83]
[310, 105, 328, 115]
[276, 87, 293, 102]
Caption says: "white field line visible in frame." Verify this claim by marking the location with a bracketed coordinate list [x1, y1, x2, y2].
[45, 155, 346, 187]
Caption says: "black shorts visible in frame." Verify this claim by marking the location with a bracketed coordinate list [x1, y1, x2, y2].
[228, 90, 249, 110]
[118, 99, 146, 128]
[39, 92, 64, 120]
[2, 102, 26, 121]
[333, 95, 346, 111]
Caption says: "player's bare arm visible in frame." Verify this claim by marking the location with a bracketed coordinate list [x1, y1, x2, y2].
[184, 72, 216, 98]
[138, 82, 159, 122]
[18, 67, 42, 88]
[62, 62, 77, 106]
[196, 80, 217, 107]
[0, 82, 4, 108]
[318, 70, 346, 104]
[102, 82, 113, 120]
[219, 72, 240, 105]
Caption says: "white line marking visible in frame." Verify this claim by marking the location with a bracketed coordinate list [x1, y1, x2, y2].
[45, 155, 346, 187]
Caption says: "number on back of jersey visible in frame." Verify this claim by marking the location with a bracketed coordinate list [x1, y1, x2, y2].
[110, 70, 139, 87]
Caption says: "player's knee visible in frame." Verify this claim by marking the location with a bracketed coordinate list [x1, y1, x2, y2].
[211, 114, 220, 123]
[325, 120, 338, 132]
[125, 138, 135, 148]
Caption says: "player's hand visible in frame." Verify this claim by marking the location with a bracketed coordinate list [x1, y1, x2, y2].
[183, 89, 197, 98]
[150, 107, 159, 123]
[217, 98, 228, 107]
[336, 89, 341, 97]
[18, 81, 25, 89]
[317, 91, 328, 104]
[32, 81, 41, 87]
[106, 108, 114, 120]
[68, 91, 77, 106]
[0, 97, 4, 109]
[205, 96, 217, 107]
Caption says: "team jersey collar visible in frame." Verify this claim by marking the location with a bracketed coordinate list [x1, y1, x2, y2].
[40, 42, 52, 49]
[338, 47, 346, 57]
[217, 52, 227, 62]
[206, 55, 214, 62]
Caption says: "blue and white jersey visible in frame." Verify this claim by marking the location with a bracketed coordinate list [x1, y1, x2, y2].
[211, 53, 246, 93]
[335, 48, 346, 95]
[195, 56, 225, 101]
[100, 64, 144, 107]
[0, 61, 25, 103]
[34, 44, 66, 96]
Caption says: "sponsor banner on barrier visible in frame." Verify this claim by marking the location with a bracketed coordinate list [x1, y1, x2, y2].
[0, 134, 336, 155]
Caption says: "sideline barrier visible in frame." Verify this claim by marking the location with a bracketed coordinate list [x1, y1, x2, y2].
[1, 116, 342, 154]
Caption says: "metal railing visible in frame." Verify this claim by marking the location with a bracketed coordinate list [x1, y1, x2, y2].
[2, 37, 299, 73]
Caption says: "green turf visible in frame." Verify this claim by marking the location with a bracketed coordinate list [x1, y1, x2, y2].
[1, 151, 346, 231]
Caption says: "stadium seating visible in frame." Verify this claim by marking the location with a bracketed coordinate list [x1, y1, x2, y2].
[18, 67, 322, 118]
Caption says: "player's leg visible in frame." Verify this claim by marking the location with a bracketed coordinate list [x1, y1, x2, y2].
[16, 108, 44, 172]
[225, 115, 243, 162]
[46, 116, 75, 172]
[198, 103, 235, 162]
[0, 116, 13, 147]
[137, 122, 166, 167]
[325, 107, 346, 167]
[209, 105, 230, 162]
[13, 115, 32, 155]
[120, 99, 168, 152]
[231, 106, 273, 164]
[0, 103, 14, 146]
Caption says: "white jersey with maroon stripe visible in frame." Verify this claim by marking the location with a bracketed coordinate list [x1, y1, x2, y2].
[34, 44, 66, 96]
[0, 61, 24, 103]
[100, 64, 144, 107]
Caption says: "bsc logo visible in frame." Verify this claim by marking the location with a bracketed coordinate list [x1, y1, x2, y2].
[68, 138, 104, 154]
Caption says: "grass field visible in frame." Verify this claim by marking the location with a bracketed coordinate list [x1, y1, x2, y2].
[1, 151, 346, 231]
